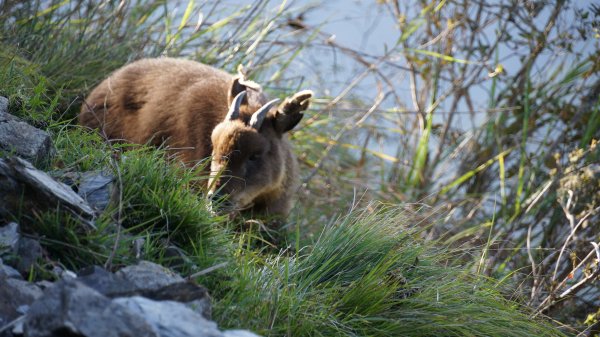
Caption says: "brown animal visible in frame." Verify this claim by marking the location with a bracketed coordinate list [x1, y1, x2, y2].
[79, 57, 312, 218]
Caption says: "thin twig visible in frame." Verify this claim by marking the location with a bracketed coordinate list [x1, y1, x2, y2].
[552, 206, 598, 283]
[187, 262, 229, 279]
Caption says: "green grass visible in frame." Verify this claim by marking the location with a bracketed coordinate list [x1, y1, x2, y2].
[212, 206, 563, 336]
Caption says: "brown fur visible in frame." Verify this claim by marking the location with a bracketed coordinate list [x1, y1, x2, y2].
[79, 57, 312, 218]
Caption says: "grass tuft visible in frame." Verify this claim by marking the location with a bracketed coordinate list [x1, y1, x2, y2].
[213, 206, 563, 336]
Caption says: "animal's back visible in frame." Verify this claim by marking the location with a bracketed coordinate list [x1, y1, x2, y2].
[79, 58, 234, 164]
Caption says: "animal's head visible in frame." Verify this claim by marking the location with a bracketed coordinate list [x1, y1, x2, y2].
[207, 80, 312, 214]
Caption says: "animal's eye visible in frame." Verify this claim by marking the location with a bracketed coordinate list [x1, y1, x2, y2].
[248, 153, 261, 162]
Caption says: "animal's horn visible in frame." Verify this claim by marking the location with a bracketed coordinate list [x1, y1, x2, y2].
[225, 91, 246, 121]
[249, 98, 280, 130]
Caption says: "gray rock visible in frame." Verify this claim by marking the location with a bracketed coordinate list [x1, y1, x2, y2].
[0, 157, 96, 231]
[0, 222, 42, 276]
[0, 275, 43, 328]
[77, 265, 138, 298]
[116, 261, 184, 292]
[142, 281, 212, 319]
[78, 171, 114, 211]
[78, 265, 212, 319]
[14, 237, 42, 275]
[223, 330, 262, 337]
[0, 97, 8, 115]
[24, 279, 158, 337]
[0, 110, 53, 166]
[0, 258, 22, 279]
[61, 171, 115, 212]
[0, 222, 19, 253]
[113, 296, 222, 337]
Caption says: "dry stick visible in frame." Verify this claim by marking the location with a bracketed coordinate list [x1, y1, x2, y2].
[558, 242, 599, 299]
[504, 0, 564, 104]
[551, 205, 598, 283]
[535, 243, 600, 316]
[542, 79, 600, 160]
[302, 84, 388, 187]
[104, 153, 124, 270]
[0, 316, 24, 334]
[302, 37, 398, 128]
[187, 262, 229, 280]
[216, 0, 267, 55]
[524, 180, 554, 214]
[527, 224, 539, 301]
[288, 21, 413, 110]
[303, 64, 372, 127]
[430, 15, 509, 168]
[418, 18, 464, 49]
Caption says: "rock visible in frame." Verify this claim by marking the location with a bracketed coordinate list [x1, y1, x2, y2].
[23, 279, 158, 337]
[79, 264, 212, 319]
[0, 222, 42, 275]
[78, 171, 114, 211]
[77, 265, 138, 298]
[0, 275, 43, 329]
[116, 261, 184, 292]
[61, 171, 115, 212]
[116, 261, 212, 319]
[0, 222, 19, 253]
[0, 96, 8, 114]
[4, 264, 258, 337]
[0, 157, 96, 231]
[143, 281, 212, 319]
[14, 236, 42, 275]
[0, 258, 22, 279]
[113, 296, 222, 337]
[0, 110, 53, 166]
[223, 330, 262, 337]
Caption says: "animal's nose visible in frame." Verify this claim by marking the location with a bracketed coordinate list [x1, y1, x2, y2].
[207, 190, 233, 214]
[207, 190, 224, 203]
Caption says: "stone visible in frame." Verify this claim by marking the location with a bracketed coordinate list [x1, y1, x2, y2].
[116, 260, 184, 292]
[0, 222, 42, 276]
[14, 236, 42, 275]
[61, 171, 115, 212]
[0, 222, 19, 253]
[113, 296, 222, 337]
[77, 265, 138, 298]
[0, 110, 53, 166]
[142, 281, 212, 319]
[0, 275, 43, 329]
[0, 157, 96, 231]
[23, 279, 158, 337]
[0, 96, 8, 114]
[78, 264, 212, 319]
[77, 171, 114, 212]
[0, 258, 22, 279]
[223, 330, 262, 337]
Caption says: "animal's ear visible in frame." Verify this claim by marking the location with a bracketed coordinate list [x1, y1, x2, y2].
[273, 90, 313, 133]
[228, 76, 263, 108]
[228, 77, 249, 107]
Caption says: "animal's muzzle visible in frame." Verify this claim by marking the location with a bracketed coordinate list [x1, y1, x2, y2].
[207, 190, 234, 214]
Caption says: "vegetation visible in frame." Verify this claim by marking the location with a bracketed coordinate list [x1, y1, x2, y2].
[1, 0, 598, 335]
